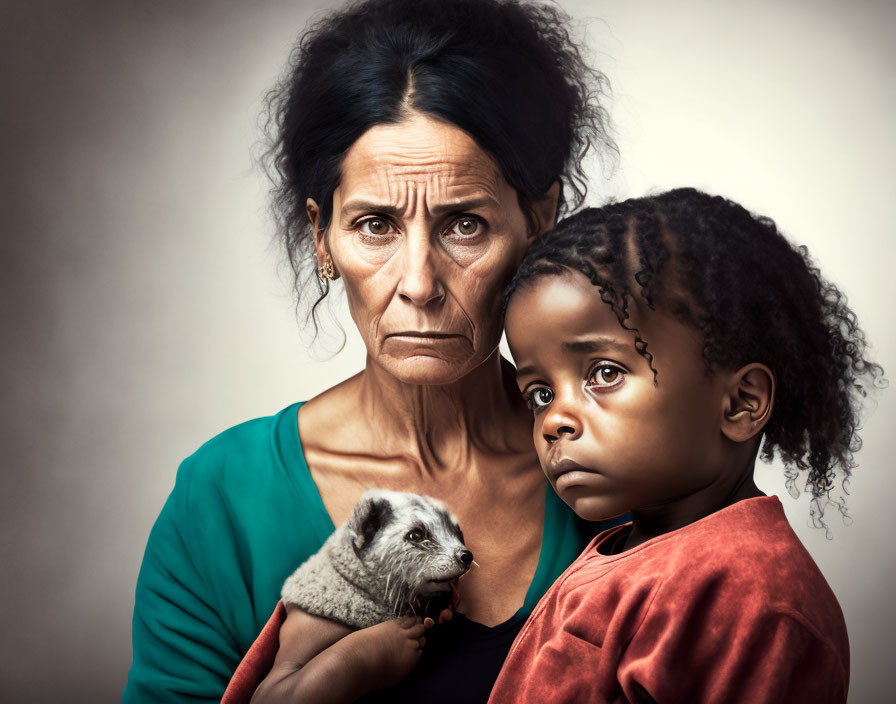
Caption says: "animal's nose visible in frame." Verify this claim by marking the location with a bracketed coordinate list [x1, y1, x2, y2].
[459, 550, 473, 567]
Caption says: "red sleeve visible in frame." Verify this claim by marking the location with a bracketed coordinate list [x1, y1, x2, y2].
[220, 601, 287, 704]
[618, 578, 849, 704]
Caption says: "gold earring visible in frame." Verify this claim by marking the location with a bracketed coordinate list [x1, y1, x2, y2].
[317, 257, 336, 281]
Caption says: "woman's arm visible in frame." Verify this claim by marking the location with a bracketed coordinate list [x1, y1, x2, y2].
[250, 606, 428, 704]
[122, 492, 242, 703]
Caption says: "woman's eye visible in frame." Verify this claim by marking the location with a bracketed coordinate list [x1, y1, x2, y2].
[587, 364, 625, 388]
[525, 386, 554, 410]
[358, 217, 396, 237]
[447, 216, 483, 238]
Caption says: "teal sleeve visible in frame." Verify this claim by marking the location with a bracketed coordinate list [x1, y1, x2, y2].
[122, 455, 242, 703]
[122, 407, 332, 703]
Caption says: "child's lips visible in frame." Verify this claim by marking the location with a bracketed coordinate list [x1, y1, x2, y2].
[546, 457, 597, 483]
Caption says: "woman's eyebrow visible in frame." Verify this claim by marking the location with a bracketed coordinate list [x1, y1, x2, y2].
[341, 200, 402, 218]
[340, 197, 496, 219]
[429, 197, 497, 215]
[342, 197, 497, 217]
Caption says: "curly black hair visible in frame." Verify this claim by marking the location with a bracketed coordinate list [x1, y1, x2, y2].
[504, 187, 885, 529]
[262, 0, 614, 333]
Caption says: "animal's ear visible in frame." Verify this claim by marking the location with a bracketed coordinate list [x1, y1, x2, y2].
[349, 493, 393, 555]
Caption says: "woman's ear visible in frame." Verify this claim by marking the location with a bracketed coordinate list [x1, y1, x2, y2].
[307, 198, 328, 265]
[528, 181, 561, 242]
[720, 363, 775, 443]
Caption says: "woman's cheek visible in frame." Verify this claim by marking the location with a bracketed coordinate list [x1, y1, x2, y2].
[349, 232, 402, 266]
[440, 237, 492, 268]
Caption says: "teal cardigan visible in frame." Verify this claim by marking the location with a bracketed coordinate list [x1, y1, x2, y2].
[122, 403, 607, 702]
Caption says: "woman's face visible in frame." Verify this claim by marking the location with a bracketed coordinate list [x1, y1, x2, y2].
[311, 113, 554, 385]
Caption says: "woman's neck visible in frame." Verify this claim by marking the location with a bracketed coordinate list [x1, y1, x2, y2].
[355, 349, 533, 473]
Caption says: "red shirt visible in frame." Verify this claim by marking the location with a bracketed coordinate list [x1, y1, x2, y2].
[489, 497, 848, 704]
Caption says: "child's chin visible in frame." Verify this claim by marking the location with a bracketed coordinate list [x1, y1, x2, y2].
[562, 494, 624, 523]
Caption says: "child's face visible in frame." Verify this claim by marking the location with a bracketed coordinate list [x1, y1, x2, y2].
[505, 271, 732, 522]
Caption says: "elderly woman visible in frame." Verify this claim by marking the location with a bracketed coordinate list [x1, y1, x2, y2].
[122, 0, 616, 702]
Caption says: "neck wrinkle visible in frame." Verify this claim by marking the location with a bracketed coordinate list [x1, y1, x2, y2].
[357, 349, 532, 475]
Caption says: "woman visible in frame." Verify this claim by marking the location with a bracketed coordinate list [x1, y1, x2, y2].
[122, 0, 615, 701]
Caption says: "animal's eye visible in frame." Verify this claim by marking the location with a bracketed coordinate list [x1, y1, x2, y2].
[406, 529, 425, 543]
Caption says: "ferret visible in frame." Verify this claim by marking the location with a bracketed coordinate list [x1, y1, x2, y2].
[281, 489, 473, 629]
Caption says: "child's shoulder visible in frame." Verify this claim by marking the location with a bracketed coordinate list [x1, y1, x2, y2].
[657, 497, 821, 580]
[570, 498, 839, 621]
[641, 496, 844, 630]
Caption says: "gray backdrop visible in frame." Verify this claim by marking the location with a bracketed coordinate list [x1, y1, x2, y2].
[2, 0, 894, 701]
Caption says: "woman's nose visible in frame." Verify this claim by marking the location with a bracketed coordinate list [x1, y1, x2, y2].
[542, 404, 582, 445]
[396, 236, 445, 306]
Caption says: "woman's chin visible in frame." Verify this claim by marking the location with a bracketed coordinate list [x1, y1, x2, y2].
[382, 354, 479, 386]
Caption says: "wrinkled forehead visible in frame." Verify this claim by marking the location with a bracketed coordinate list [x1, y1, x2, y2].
[337, 115, 508, 208]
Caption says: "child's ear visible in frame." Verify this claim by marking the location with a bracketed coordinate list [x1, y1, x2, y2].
[720, 363, 775, 443]
[527, 181, 560, 243]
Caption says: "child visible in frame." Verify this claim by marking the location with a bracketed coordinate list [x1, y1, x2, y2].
[488, 188, 883, 704]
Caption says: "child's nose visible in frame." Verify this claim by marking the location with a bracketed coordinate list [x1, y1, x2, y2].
[542, 409, 582, 444]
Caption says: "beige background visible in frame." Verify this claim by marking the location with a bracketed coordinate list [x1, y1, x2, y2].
[2, 0, 894, 701]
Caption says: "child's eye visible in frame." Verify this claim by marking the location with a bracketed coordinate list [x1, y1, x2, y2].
[587, 363, 625, 389]
[524, 385, 554, 411]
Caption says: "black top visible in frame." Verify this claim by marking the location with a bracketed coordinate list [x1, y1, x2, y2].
[360, 611, 526, 703]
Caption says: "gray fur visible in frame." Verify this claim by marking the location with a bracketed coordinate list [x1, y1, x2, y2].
[281, 489, 472, 629]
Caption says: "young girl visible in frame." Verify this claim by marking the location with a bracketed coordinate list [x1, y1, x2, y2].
[489, 188, 883, 704]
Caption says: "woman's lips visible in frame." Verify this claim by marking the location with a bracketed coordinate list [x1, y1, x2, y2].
[385, 332, 465, 343]
[388, 331, 461, 338]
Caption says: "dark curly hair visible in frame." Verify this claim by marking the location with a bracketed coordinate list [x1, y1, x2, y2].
[263, 0, 614, 333]
[503, 187, 885, 530]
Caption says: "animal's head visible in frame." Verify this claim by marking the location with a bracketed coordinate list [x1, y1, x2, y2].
[348, 489, 473, 604]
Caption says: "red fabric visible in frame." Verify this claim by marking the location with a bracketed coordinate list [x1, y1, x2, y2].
[220, 600, 287, 704]
[220, 591, 460, 703]
[489, 497, 849, 704]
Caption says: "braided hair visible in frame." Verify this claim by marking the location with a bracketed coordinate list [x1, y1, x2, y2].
[504, 187, 885, 530]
